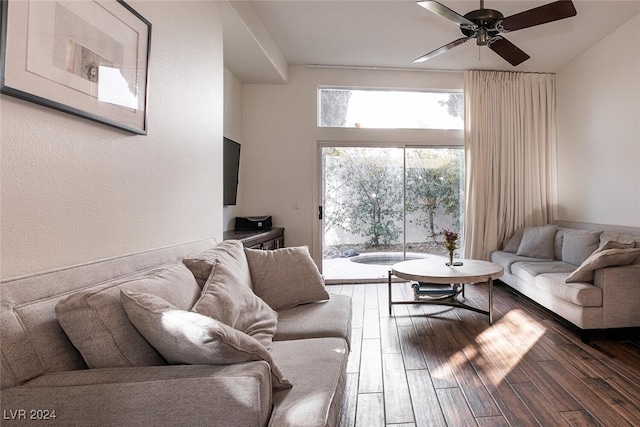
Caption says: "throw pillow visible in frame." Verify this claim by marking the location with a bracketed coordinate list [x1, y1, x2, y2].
[599, 232, 637, 247]
[192, 260, 278, 349]
[245, 246, 330, 311]
[55, 263, 201, 368]
[516, 225, 557, 260]
[121, 290, 292, 390]
[502, 228, 523, 253]
[182, 240, 252, 289]
[565, 248, 640, 283]
[562, 230, 602, 266]
[598, 240, 635, 251]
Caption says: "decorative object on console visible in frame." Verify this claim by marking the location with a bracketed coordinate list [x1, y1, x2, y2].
[235, 216, 273, 230]
[0, 0, 151, 134]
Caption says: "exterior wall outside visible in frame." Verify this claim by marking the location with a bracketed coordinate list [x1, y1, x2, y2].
[556, 13, 640, 228]
[0, 1, 224, 278]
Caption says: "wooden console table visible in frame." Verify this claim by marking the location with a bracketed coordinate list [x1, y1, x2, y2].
[223, 227, 284, 250]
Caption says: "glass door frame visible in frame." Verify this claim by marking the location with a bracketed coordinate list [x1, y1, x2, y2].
[316, 141, 464, 284]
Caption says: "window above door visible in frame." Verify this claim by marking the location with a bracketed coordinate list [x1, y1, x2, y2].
[318, 88, 463, 130]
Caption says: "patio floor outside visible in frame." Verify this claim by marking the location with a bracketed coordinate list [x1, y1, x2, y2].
[322, 251, 449, 284]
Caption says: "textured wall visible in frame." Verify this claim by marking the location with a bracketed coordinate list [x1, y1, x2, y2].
[556, 13, 640, 227]
[0, 1, 224, 278]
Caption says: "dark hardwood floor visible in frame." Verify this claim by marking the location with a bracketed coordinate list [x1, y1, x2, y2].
[328, 280, 640, 427]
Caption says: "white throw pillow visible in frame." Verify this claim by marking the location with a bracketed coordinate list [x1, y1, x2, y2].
[192, 260, 278, 349]
[121, 290, 292, 390]
[245, 246, 330, 311]
[565, 248, 640, 283]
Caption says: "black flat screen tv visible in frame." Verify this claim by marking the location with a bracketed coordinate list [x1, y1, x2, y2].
[223, 137, 241, 206]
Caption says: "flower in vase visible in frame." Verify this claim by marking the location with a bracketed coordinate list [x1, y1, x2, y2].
[443, 229, 459, 253]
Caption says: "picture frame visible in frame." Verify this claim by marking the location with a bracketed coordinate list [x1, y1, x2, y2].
[0, 0, 151, 134]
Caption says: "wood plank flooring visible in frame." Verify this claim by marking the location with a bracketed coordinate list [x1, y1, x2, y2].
[329, 280, 640, 427]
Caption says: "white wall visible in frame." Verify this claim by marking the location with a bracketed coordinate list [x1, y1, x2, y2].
[556, 13, 640, 228]
[0, 1, 224, 278]
[223, 67, 243, 231]
[241, 66, 463, 264]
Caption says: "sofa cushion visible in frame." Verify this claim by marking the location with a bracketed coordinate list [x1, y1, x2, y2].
[121, 290, 291, 390]
[490, 251, 549, 274]
[274, 295, 352, 348]
[191, 260, 278, 349]
[562, 229, 602, 266]
[534, 273, 602, 307]
[517, 225, 557, 260]
[270, 338, 348, 427]
[511, 261, 576, 284]
[245, 246, 330, 311]
[55, 263, 200, 368]
[182, 240, 252, 289]
[566, 247, 640, 283]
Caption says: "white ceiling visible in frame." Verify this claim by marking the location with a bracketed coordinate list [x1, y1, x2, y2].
[224, 0, 640, 83]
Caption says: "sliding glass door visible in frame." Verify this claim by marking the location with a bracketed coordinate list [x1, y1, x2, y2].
[321, 145, 464, 283]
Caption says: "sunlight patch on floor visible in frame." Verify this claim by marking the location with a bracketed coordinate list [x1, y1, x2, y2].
[476, 309, 546, 386]
[437, 308, 547, 387]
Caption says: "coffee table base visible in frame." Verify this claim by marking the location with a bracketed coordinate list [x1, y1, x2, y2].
[388, 271, 494, 324]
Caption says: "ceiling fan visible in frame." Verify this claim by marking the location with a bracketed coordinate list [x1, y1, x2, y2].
[414, 0, 577, 66]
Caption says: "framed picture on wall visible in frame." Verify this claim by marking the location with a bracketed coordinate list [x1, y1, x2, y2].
[0, 0, 151, 134]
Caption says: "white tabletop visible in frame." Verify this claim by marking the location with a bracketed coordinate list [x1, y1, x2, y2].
[392, 258, 504, 284]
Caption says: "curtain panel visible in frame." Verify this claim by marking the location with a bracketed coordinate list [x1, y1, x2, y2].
[463, 70, 558, 260]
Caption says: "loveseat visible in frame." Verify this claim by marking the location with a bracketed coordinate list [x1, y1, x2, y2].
[491, 221, 640, 341]
[1, 239, 352, 426]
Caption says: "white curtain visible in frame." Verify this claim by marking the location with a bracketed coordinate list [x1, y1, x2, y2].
[463, 70, 558, 260]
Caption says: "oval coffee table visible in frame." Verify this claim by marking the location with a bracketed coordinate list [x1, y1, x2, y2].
[389, 258, 504, 324]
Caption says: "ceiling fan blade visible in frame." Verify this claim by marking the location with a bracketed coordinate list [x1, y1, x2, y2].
[417, 1, 476, 28]
[488, 36, 530, 66]
[413, 37, 471, 63]
[500, 1, 577, 32]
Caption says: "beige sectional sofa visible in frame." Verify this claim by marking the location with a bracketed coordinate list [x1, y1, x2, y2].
[491, 221, 640, 341]
[1, 239, 351, 426]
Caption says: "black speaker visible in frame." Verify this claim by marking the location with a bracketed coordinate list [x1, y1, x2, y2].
[235, 216, 272, 230]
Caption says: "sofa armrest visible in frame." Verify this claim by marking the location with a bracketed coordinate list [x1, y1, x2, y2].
[1, 363, 272, 427]
[594, 264, 640, 328]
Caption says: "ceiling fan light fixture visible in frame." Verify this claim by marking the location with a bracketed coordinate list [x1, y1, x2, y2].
[477, 27, 488, 46]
